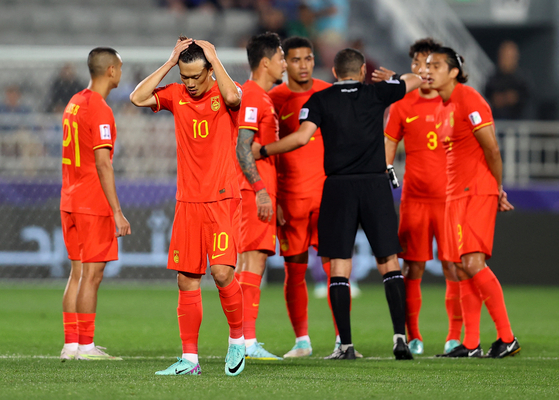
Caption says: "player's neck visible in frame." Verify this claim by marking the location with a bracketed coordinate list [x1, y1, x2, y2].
[438, 81, 458, 103]
[251, 70, 275, 92]
[87, 80, 111, 99]
[417, 87, 439, 100]
[287, 77, 313, 92]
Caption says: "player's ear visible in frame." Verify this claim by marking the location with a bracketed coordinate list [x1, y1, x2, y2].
[261, 57, 270, 70]
[449, 67, 459, 80]
[331, 67, 338, 80]
[360, 63, 366, 80]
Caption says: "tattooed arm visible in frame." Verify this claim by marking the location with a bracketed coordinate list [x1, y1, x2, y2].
[236, 128, 274, 222]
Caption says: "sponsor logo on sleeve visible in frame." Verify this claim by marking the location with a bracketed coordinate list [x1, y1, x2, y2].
[469, 111, 482, 126]
[299, 108, 309, 120]
[99, 124, 111, 140]
[245, 107, 258, 123]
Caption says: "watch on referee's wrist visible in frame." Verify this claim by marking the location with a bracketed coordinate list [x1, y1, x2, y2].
[259, 145, 269, 159]
[391, 73, 401, 81]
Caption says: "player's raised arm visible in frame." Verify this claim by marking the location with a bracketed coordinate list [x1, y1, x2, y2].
[195, 40, 241, 108]
[94, 148, 131, 237]
[372, 67, 423, 94]
[130, 38, 192, 107]
[473, 124, 514, 212]
[252, 121, 318, 160]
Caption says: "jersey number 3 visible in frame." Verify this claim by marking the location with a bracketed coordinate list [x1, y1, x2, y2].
[62, 118, 80, 167]
[427, 131, 438, 150]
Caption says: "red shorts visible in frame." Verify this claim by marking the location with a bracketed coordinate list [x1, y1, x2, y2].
[168, 198, 241, 274]
[239, 189, 277, 255]
[398, 199, 450, 262]
[444, 195, 498, 263]
[60, 211, 118, 263]
[277, 196, 320, 257]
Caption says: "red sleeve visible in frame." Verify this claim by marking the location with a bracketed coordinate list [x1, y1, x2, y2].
[90, 99, 115, 150]
[384, 102, 404, 143]
[464, 89, 494, 133]
[238, 89, 261, 131]
[152, 83, 177, 114]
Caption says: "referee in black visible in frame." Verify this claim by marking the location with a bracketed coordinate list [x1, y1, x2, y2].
[253, 48, 422, 360]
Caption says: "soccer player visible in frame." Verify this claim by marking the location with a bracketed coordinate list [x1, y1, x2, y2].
[384, 38, 463, 355]
[60, 47, 131, 361]
[130, 37, 246, 375]
[236, 32, 286, 360]
[427, 47, 520, 358]
[268, 36, 355, 358]
[253, 48, 423, 360]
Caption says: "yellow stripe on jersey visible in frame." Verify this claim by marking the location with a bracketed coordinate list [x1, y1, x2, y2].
[93, 144, 113, 150]
[239, 126, 259, 131]
[153, 92, 161, 112]
[472, 121, 493, 133]
[384, 133, 400, 143]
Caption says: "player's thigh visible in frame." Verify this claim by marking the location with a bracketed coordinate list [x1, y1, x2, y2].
[168, 201, 206, 274]
[205, 198, 241, 269]
[317, 177, 359, 259]
[398, 200, 434, 262]
[73, 213, 118, 263]
[60, 211, 80, 261]
[461, 195, 498, 260]
[277, 197, 314, 257]
[239, 189, 277, 255]
[359, 176, 401, 259]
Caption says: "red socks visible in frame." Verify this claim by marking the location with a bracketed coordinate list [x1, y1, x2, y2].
[445, 280, 463, 342]
[472, 267, 514, 343]
[77, 313, 96, 345]
[459, 279, 482, 349]
[177, 289, 203, 354]
[404, 278, 422, 341]
[322, 261, 339, 336]
[284, 262, 309, 337]
[63, 312, 78, 344]
[239, 271, 262, 340]
[217, 279, 244, 339]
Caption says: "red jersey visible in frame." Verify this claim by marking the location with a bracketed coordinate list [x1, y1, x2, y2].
[384, 90, 445, 203]
[153, 81, 241, 202]
[269, 79, 331, 199]
[60, 89, 115, 216]
[435, 83, 498, 200]
[237, 80, 279, 195]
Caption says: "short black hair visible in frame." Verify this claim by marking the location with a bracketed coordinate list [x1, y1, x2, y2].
[333, 48, 365, 79]
[178, 37, 212, 70]
[246, 32, 282, 71]
[431, 46, 468, 83]
[282, 36, 313, 57]
[409, 37, 442, 58]
[87, 47, 120, 78]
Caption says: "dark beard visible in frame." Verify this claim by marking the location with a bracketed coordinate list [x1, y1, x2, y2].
[295, 79, 310, 85]
[274, 78, 283, 85]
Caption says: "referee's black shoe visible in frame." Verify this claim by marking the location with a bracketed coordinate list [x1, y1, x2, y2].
[484, 337, 521, 359]
[393, 336, 413, 360]
[324, 345, 356, 360]
[436, 344, 483, 358]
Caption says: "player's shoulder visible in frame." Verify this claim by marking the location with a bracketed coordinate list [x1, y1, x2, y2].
[268, 82, 290, 104]
[312, 78, 333, 91]
[455, 84, 490, 110]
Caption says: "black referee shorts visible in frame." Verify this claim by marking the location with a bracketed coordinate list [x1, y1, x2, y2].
[317, 173, 402, 259]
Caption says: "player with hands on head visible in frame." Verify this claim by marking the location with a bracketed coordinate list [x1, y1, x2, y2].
[130, 36, 246, 376]
[383, 38, 463, 356]
[60, 47, 131, 362]
[235, 32, 287, 361]
[254, 48, 422, 360]
[426, 46, 519, 358]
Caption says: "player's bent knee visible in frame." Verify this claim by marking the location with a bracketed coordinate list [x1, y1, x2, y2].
[210, 265, 235, 287]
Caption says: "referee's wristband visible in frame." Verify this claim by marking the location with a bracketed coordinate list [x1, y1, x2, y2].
[259, 145, 269, 159]
[252, 180, 266, 192]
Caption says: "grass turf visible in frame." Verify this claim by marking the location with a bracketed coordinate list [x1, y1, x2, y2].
[0, 282, 558, 399]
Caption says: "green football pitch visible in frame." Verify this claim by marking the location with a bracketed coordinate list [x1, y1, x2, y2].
[1, 282, 558, 399]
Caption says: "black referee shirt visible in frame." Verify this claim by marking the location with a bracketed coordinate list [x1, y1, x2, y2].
[299, 79, 406, 176]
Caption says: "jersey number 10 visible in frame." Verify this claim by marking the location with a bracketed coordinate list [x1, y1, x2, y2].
[193, 119, 209, 139]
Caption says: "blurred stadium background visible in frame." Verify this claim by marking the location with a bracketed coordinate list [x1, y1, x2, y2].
[1, 0, 558, 286]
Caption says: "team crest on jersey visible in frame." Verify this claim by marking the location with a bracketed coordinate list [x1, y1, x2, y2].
[280, 239, 289, 252]
[211, 96, 221, 112]
[450, 112, 455, 128]
[173, 250, 179, 264]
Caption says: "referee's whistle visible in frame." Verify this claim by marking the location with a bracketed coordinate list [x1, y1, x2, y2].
[387, 164, 400, 189]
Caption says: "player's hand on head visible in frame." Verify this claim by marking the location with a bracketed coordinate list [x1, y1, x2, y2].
[276, 204, 286, 226]
[255, 189, 274, 222]
[114, 211, 131, 237]
[169, 38, 192, 65]
[251, 141, 262, 160]
[193, 40, 218, 64]
[372, 67, 396, 83]
[498, 188, 514, 212]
